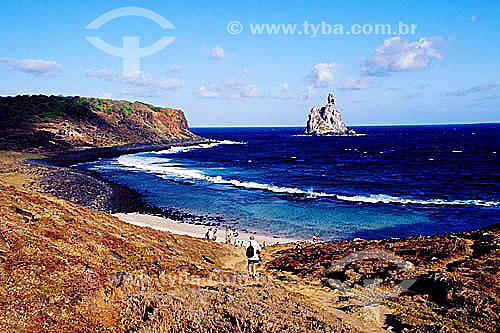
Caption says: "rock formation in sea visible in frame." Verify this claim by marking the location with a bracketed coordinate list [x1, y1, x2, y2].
[304, 93, 356, 136]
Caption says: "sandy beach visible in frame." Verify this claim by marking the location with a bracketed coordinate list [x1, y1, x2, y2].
[114, 212, 302, 245]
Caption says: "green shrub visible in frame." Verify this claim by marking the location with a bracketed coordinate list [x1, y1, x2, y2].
[119, 106, 128, 117]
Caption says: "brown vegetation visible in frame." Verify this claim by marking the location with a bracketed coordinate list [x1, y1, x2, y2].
[0, 95, 200, 153]
[0, 153, 352, 332]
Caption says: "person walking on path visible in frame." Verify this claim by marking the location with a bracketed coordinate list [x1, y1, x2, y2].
[225, 227, 232, 245]
[205, 228, 213, 241]
[231, 229, 239, 247]
[246, 235, 261, 279]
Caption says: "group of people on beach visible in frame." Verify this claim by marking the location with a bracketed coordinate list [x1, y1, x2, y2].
[204, 226, 323, 279]
[204, 225, 263, 279]
[205, 227, 218, 241]
[225, 226, 240, 247]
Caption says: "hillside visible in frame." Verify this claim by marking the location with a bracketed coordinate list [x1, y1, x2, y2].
[0, 153, 352, 332]
[0, 95, 498, 332]
[0, 95, 200, 153]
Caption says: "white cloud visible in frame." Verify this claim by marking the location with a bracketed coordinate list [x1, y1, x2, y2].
[305, 85, 315, 99]
[86, 68, 183, 97]
[86, 68, 121, 82]
[154, 78, 183, 90]
[208, 45, 225, 59]
[280, 86, 315, 100]
[362, 36, 446, 76]
[124, 72, 183, 91]
[167, 65, 183, 73]
[239, 84, 260, 98]
[0, 57, 62, 76]
[307, 62, 343, 88]
[262, 83, 314, 101]
[196, 85, 219, 98]
[120, 88, 162, 97]
[195, 80, 260, 99]
[341, 77, 369, 90]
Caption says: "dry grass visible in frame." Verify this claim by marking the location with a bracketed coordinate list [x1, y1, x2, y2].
[0, 154, 352, 332]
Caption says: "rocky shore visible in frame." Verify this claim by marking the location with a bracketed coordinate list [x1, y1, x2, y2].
[264, 224, 500, 331]
[30, 139, 234, 225]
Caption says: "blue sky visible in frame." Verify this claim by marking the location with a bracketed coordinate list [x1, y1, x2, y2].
[1, 0, 499, 126]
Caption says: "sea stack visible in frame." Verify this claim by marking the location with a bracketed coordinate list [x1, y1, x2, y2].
[304, 93, 356, 136]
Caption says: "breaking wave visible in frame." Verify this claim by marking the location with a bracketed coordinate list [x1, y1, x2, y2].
[116, 154, 500, 208]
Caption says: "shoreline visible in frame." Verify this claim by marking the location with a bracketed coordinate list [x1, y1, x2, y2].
[26, 138, 225, 215]
[26, 138, 500, 244]
[27, 139, 305, 239]
[114, 212, 303, 245]
[37, 138, 209, 167]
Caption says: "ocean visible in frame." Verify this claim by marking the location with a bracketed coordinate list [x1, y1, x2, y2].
[76, 124, 500, 240]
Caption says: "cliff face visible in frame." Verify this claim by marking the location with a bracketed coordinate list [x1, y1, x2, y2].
[0, 95, 201, 152]
[304, 93, 356, 136]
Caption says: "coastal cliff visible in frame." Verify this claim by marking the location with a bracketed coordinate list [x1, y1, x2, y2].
[0, 95, 201, 153]
[304, 93, 356, 136]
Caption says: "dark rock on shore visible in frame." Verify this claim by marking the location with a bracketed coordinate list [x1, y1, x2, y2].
[31, 161, 145, 213]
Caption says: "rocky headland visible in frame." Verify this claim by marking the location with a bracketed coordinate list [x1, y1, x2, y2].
[0, 95, 201, 153]
[304, 93, 357, 136]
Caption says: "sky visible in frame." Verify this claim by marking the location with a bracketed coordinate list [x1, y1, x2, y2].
[1, 0, 499, 126]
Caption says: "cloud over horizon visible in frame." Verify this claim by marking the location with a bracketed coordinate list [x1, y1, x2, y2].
[195, 79, 260, 99]
[0, 57, 62, 76]
[86, 68, 183, 97]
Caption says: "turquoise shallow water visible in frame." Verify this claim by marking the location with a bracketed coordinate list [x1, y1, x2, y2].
[76, 125, 500, 240]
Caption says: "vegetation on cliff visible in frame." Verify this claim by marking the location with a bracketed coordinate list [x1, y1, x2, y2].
[0, 95, 200, 152]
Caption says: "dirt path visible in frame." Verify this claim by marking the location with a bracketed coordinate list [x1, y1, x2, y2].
[221, 246, 247, 272]
[259, 245, 392, 332]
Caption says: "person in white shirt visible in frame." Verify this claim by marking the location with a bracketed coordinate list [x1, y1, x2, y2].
[246, 235, 262, 278]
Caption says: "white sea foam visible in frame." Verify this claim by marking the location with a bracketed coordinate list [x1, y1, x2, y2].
[116, 154, 500, 208]
[151, 140, 247, 155]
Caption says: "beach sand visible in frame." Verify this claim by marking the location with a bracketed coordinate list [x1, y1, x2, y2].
[114, 212, 301, 245]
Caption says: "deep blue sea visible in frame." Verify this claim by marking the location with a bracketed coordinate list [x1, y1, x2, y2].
[76, 125, 500, 240]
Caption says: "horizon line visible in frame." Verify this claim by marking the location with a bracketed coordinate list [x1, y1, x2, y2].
[191, 121, 500, 128]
